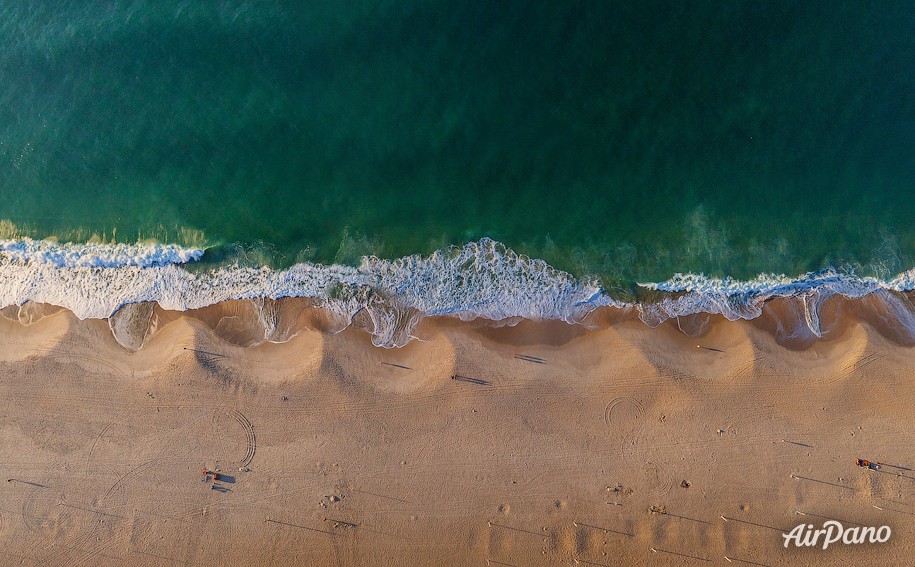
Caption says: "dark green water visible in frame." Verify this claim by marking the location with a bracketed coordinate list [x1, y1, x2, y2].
[1, 1, 913, 289]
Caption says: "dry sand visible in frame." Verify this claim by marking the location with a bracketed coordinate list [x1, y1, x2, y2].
[0, 303, 913, 566]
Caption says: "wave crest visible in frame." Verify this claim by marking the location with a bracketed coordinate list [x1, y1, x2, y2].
[0, 238, 204, 268]
[0, 238, 619, 348]
[638, 269, 915, 336]
[4, 238, 915, 348]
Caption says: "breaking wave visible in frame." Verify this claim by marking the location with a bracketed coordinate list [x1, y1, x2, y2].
[2, 237, 915, 349]
[0, 238, 618, 348]
[0, 238, 204, 268]
[637, 270, 915, 336]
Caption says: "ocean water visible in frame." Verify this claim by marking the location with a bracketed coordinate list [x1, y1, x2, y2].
[1, 2, 915, 345]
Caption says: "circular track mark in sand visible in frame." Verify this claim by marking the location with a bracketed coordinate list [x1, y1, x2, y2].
[21, 486, 70, 537]
[604, 397, 645, 439]
[230, 411, 256, 468]
[198, 407, 257, 469]
[604, 397, 645, 473]
[643, 460, 674, 497]
[604, 397, 674, 494]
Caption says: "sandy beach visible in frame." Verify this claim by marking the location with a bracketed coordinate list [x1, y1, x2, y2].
[1, 301, 913, 566]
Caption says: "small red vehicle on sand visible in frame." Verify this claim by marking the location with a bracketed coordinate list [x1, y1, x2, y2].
[856, 458, 882, 471]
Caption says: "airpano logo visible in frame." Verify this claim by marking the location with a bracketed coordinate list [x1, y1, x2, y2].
[783, 521, 891, 549]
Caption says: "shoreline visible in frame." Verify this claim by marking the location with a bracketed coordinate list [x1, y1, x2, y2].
[5, 288, 915, 353]
[0, 308, 913, 564]
[3, 238, 915, 350]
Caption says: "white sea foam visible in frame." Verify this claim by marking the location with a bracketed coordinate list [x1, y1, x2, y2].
[0, 238, 621, 347]
[2, 237, 914, 347]
[0, 238, 204, 268]
[638, 269, 915, 335]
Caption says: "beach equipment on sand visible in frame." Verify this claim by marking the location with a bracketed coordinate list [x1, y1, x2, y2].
[202, 468, 221, 481]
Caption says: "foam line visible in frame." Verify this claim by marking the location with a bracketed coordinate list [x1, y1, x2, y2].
[637, 270, 915, 333]
[0, 238, 204, 268]
[0, 238, 621, 347]
[3, 237, 915, 347]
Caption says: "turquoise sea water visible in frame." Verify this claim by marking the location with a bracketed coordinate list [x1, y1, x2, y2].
[1, 1, 914, 294]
